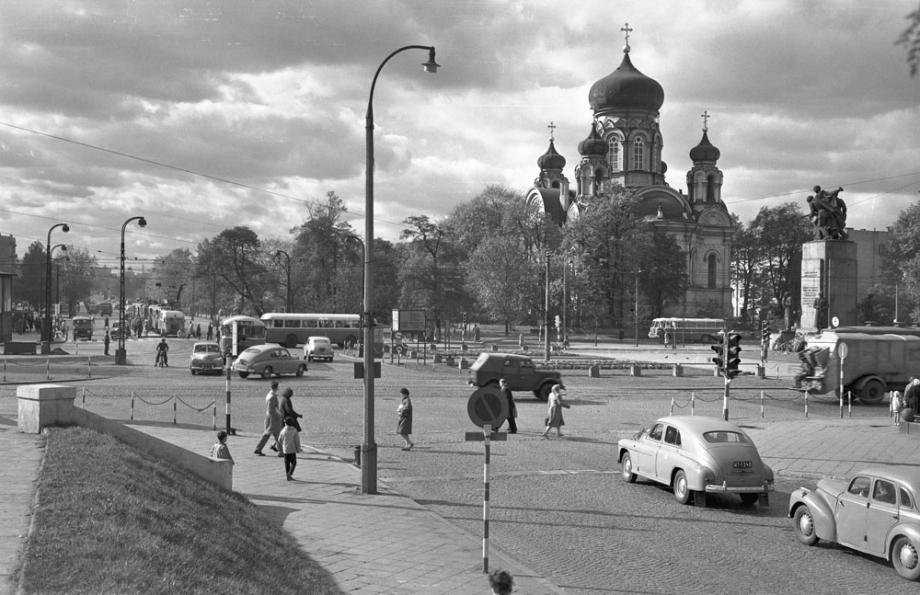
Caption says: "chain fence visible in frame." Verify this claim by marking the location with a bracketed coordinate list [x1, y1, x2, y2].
[667, 388, 858, 420]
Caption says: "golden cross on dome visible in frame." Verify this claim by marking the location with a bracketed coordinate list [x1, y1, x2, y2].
[621, 22, 633, 52]
[701, 110, 710, 132]
[547, 121, 556, 141]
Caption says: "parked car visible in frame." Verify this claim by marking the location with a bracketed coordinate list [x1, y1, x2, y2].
[109, 320, 127, 340]
[189, 342, 224, 375]
[303, 336, 334, 362]
[467, 352, 562, 401]
[789, 466, 920, 581]
[617, 415, 774, 507]
[231, 343, 306, 379]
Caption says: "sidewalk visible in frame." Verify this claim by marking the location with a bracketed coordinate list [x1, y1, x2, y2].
[3, 401, 920, 594]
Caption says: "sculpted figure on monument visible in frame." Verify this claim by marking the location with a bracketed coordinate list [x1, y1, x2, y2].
[807, 185, 847, 240]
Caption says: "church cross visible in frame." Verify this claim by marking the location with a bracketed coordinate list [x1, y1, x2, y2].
[701, 110, 710, 132]
[621, 23, 633, 51]
[547, 121, 556, 141]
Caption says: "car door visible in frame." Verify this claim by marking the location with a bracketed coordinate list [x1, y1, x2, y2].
[517, 358, 537, 388]
[635, 423, 664, 480]
[865, 478, 899, 555]
[655, 424, 683, 480]
[277, 348, 296, 374]
[502, 358, 520, 385]
[836, 475, 871, 551]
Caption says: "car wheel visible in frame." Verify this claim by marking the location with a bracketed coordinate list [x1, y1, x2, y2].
[261, 366, 273, 379]
[793, 505, 819, 546]
[620, 452, 637, 483]
[307, 354, 313, 362]
[285, 334, 298, 349]
[672, 470, 691, 505]
[536, 383, 553, 402]
[740, 493, 759, 506]
[238, 372, 249, 379]
[892, 535, 920, 581]
[858, 378, 886, 405]
[191, 369, 196, 375]
[345, 335, 357, 348]
[296, 365, 306, 377]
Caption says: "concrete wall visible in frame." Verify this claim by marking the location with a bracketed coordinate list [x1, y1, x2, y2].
[17, 383, 232, 491]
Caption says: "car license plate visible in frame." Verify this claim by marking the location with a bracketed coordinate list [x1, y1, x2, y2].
[732, 461, 752, 469]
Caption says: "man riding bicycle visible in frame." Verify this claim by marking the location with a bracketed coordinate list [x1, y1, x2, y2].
[155, 338, 169, 367]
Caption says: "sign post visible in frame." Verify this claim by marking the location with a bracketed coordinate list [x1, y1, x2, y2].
[465, 387, 508, 573]
[837, 342, 848, 419]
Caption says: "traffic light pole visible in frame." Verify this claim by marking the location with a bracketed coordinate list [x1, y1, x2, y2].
[722, 331, 730, 421]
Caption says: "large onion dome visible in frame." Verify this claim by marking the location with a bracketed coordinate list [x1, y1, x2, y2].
[537, 139, 566, 170]
[588, 50, 664, 115]
[689, 130, 721, 163]
[577, 125, 607, 157]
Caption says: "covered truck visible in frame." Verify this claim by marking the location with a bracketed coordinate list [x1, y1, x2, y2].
[798, 326, 920, 404]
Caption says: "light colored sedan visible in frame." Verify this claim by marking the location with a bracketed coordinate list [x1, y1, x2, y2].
[231, 344, 306, 379]
[303, 336, 334, 362]
[617, 415, 774, 507]
[789, 466, 920, 581]
[189, 342, 224, 375]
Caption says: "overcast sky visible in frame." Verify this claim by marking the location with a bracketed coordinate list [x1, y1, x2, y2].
[1, 0, 918, 269]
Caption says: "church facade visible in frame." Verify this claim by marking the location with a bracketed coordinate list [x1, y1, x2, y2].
[526, 33, 734, 319]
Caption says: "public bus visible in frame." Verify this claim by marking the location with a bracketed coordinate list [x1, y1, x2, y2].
[648, 317, 726, 343]
[157, 309, 186, 337]
[260, 312, 362, 348]
[219, 315, 267, 356]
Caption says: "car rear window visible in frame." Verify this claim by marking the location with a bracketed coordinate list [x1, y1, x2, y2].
[702, 431, 749, 444]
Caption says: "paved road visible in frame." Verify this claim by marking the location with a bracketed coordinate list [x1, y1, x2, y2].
[2, 329, 912, 593]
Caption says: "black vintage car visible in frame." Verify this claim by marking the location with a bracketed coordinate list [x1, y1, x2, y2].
[467, 352, 562, 401]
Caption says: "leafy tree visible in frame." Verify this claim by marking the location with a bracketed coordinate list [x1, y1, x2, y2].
[636, 229, 688, 318]
[292, 191, 359, 312]
[58, 246, 98, 316]
[196, 226, 270, 316]
[731, 218, 764, 322]
[881, 201, 920, 321]
[443, 185, 518, 258]
[15, 241, 45, 309]
[150, 249, 195, 310]
[465, 235, 540, 334]
[746, 203, 811, 312]
[897, 2, 920, 76]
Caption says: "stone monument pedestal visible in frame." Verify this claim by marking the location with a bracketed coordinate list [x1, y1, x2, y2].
[800, 240, 857, 332]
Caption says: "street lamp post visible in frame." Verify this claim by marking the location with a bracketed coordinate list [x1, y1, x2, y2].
[362, 45, 439, 494]
[274, 249, 292, 312]
[116, 216, 147, 365]
[52, 245, 68, 316]
[42, 224, 69, 354]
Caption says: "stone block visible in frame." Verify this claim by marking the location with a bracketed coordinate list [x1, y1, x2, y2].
[17, 384, 76, 433]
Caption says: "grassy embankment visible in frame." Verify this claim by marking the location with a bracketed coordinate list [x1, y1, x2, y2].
[16, 426, 341, 594]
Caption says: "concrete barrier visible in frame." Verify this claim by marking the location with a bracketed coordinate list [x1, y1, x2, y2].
[672, 364, 683, 377]
[629, 365, 641, 377]
[588, 365, 600, 378]
[3, 342, 37, 355]
[17, 384, 233, 491]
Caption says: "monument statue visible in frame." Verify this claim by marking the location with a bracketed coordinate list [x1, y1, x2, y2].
[807, 185, 847, 240]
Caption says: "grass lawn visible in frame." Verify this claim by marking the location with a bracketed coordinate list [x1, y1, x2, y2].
[17, 426, 342, 595]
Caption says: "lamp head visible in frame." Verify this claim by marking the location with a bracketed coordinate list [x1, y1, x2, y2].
[62, 224, 70, 233]
[138, 217, 147, 228]
[422, 47, 439, 73]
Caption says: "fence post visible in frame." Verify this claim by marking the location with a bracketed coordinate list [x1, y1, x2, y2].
[87, 356, 92, 378]
[173, 397, 177, 425]
[82, 386, 86, 409]
[213, 401, 217, 430]
[848, 391, 853, 418]
[669, 397, 675, 415]
[131, 391, 135, 421]
[690, 391, 695, 416]
[46, 358, 51, 381]
[760, 391, 765, 418]
[804, 390, 809, 418]
[2, 358, 5, 383]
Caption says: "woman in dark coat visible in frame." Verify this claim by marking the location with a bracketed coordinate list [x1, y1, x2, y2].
[278, 387, 303, 432]
[396, 387, 414, 450]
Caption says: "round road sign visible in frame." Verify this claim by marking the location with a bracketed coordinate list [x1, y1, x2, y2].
[832, 316, 840, 328]
[838, 342, 848, 360]
[467, 385, 509, 428]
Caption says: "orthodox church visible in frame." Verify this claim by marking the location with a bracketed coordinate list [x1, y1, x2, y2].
[525, 27, 734, 318]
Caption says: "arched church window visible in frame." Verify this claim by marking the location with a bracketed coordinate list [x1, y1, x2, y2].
[608, 138, 619, 171]
[633, 137, 644, 170]
[707, 253, 717, 289]
[706, 174, 715, 202]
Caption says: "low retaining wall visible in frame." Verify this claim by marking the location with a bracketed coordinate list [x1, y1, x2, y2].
[17, 384, 232, 491]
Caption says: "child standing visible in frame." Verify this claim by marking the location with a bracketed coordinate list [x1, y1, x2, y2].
[210, 430, 234, 462]
[278, 416, 302, 481]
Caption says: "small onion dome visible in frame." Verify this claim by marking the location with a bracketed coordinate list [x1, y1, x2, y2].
[578, 125, 607, 157]
[589, 51, 664, 115]
[537, 139, 566, 170]
[689, 130, 720, 163]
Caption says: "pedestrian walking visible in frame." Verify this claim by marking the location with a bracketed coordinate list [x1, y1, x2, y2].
[396, 388, 414, 450]
[210, 430, 234, 462]
[278, 387, 303, 432]
[206, 322, 214, 341]
[254, 380, 283, 456]
[488, 569, 514, 594]
[196, 323, 202, 339]
[541, 384, 570, 438]
[278, 416, 301, 481]
[891, 390, 904, 425]
[499, 378, 517, 434]
[103, 330, 110, 356]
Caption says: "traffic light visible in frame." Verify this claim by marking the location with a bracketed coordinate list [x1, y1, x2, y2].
[761, 320, 770, 346]
[726, 332, 742, 379]
[705, 333, 725, 375]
